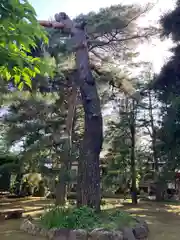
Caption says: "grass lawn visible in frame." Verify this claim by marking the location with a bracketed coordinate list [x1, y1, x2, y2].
[0, 197, 180, 239]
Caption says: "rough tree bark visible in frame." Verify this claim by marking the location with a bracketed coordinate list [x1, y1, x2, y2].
[71, 30, 102, 212]
[39, 12, 103, 211]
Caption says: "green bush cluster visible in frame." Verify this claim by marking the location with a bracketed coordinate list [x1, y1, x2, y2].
[40, 205, 135, 230]
[41, 206, 99, 229]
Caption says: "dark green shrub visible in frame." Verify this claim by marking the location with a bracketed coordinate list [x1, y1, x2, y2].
[40, 205, 136, 230]
[41, 206, 99, 229]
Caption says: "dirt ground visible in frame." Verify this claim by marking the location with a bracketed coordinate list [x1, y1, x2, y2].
[0, 197, 180, 240]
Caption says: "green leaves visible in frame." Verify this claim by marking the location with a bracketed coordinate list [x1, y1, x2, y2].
[0, 0, 52, 89]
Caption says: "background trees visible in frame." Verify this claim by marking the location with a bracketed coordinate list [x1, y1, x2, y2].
[153, 0, 180, 175]
[1, 0, 178, 209]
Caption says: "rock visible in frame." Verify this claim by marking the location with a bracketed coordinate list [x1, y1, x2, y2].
[134, 217, 149, 233]
[40, 228, 49, 237]
[48, 228, 58, 240]
[52, 228, 71, 240]
[70, 229, 87, 240]
[132, 224, 148, 239]
[112, 231, 123, 240]
[89, 229, 115, 240]
[89, 229, 123, 240]
[27, 222, 37, 235]
[20, 219, 41, 236]
[20, 219, 29, 231]
[20, 217, 149, 240]
[122, 228, 136, 240]
[133, 217, 149, 232]
[141, 221, 149, 233]
[35, 225, 41, 235]
[20, 219, 33, 232]
[31, 225, 41, 236]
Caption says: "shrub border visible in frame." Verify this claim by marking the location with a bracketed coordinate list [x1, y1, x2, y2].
[20, 216, 149, 240]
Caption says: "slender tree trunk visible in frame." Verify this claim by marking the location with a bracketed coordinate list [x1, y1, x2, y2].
[55, 164, 69, 205]
[147, 91, 161, 200]
[130, 100, 137, 204]
[148, 91, 158, 172]
[55, 86, 77, 205]
[155, 182, 164, 201]
[77, 152, 83, 207]
[14, 172, 23, 195]
[130, 132, 137, 204]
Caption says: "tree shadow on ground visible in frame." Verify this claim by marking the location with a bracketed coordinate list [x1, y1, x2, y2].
[0, 219, 45, 240]
[103, 200, 180, 240]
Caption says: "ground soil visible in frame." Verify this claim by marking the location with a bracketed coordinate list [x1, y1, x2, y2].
[0, 197, 180, 240]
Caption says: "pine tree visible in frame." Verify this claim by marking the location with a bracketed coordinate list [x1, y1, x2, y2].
[154, 0, 180, 173]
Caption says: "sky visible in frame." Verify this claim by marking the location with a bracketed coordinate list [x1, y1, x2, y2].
[29, 0, 176, 72]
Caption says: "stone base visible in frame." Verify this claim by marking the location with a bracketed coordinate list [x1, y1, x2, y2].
[20, 217, 149, 240]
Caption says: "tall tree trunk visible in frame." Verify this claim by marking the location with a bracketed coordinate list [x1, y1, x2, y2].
[147, 90, 161, 200]
[77, 114, 102, 211]
[130, 100, 137, 204]
[72, 25, 103, 212]
[148, 91, 158, 172]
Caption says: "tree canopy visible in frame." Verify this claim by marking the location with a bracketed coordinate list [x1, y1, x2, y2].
[0, 0, 176, 206]
[0, 0, 54, 89]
